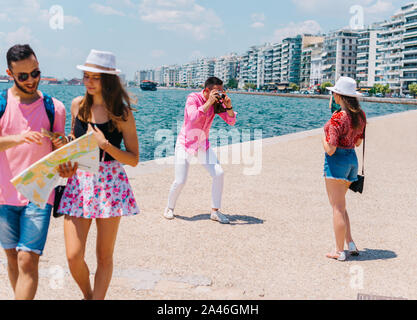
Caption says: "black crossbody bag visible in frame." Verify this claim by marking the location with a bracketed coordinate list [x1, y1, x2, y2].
[53, 115, 77, 218]
[349, 126, 366, 194]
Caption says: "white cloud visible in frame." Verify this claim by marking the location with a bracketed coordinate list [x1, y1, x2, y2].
[4, 26, 36, 46]
[107, 0, 137, 8]
[64, 16, 82, 25]
[251, 13, 266, 22]
[251, 22, 265, 29]
[365, 0, 395, 15]
[292, 0, 399, 25]
[138, 0, 224, 40]
[251, 13, 265, 29]
[90, 3, 126, 16]
[0, 0, 81, 26]
[271, 20, 322, 43]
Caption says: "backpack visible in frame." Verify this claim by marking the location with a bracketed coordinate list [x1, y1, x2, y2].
[0, 89, 55, 131]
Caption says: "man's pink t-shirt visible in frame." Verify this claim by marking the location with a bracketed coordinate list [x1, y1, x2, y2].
[177, 91, 237, 155]
[0, 89, 66, 206]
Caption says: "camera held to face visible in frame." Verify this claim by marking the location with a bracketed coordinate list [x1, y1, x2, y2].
[213, 91, 227, 114]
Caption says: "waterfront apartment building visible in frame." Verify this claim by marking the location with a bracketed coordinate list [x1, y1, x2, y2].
[135, 69, 155, 84]
[272, 43, 282, 85]
[256, 44, 274, 89]
[401, 2, 417, 93]
[195, 58, 215, 86]
[310, 43, 325, 87]
[375, 12, 404, 93]
[356, 28, 379, 88]
[322, 29, 359, 84]
[214, 54, 240, 85]
[300, 36, 324, 89]
[280, 36, 302, 85]
[137, 2, 417, 92]
[179, 63, 195, 87]
[238, 46, 258, 89]
[163, 65, 180, 87]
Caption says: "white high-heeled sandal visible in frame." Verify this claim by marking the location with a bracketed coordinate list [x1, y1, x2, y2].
[326, 251, 346, 261]
[348, 242, 359, 256]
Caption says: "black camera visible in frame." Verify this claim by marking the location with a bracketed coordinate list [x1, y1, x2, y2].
[217, 92, 226, 100]
[213, 92, 227, 114]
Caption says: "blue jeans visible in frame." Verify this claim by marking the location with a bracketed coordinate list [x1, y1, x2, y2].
[0, 203, 52, 256]
[324, 148, 359, 183]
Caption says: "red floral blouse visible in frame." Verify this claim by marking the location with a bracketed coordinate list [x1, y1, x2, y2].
[324, 110, 366, 149]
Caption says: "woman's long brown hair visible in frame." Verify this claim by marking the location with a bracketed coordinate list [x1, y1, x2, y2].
[339, 95, 366, 129]
[78, 74, 136, 131]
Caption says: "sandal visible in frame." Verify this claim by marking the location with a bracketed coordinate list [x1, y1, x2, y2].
[348, 242, 359, 256]
[326, 251, 346, 261]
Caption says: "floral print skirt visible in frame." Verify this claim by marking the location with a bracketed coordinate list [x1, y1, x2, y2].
[58, 161, 140, 219]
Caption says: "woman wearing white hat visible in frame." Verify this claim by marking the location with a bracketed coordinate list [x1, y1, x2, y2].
[57, 50, 140, 299]
[322, 77, 367, 262]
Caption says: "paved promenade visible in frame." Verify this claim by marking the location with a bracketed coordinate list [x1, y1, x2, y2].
[1, 110, 416, 300]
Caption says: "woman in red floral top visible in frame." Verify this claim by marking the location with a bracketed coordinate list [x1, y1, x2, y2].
[322, 77, 367, 262]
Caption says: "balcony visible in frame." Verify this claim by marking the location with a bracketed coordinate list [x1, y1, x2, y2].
[378, 26, 405, 35]
[356, 66, 368, 71]
[404, 30, 417, 38]
[403, 66, 417, 71]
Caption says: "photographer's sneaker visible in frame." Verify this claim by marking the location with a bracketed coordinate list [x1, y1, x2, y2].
[164, 208, 175, 220]
[210, 211, 230, 224]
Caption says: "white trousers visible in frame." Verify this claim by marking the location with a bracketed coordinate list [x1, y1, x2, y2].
[167, 144, 224, 210]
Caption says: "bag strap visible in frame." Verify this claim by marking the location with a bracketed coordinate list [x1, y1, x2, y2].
[0, 89, 55, 132]
[361, 125, 366, 176]
[42, 93, 55, 132]
[0, 89, 8, 119]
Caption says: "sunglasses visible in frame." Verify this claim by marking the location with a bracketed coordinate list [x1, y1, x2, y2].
[14, 70, 41, 82]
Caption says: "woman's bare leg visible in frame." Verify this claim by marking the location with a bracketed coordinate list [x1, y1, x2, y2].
[93, 217, 121, 300]
[64, 216, 93, 300]
[344, 210, 354, 244]
[325, 179, 350, 253]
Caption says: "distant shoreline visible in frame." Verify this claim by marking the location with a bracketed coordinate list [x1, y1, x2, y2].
[157, 87, 417, 106]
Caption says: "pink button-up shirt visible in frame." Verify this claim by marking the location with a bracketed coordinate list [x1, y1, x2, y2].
[177, 91, 237, 155]
[0, 89, 66, 206]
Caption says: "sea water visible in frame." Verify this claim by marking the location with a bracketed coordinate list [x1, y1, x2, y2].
[0, 83, 414, 162]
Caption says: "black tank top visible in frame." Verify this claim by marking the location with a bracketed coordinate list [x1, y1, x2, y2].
[73, 117, 123, 162]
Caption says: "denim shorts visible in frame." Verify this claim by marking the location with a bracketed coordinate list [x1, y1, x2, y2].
[324, 148, 359, 183]
[0, 203, 52, 256]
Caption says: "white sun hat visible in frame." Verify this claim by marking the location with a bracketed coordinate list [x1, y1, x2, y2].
[77, 49, 121, 75]
[326, 76, 362, 98]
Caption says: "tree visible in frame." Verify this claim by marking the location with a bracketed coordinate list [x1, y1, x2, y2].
[243, 83, 257, 91]
[409, 83, 417, 97]
[226, 78, 238, 89]
[370, 84, 391, 96]
[320, 82, 333, 94]
[289, 83, 300, 92]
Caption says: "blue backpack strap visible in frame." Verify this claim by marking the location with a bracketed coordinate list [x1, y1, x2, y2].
[42, 92, 55, 131]
[0, 89, 8, 120]
[0, 90, 55, 130]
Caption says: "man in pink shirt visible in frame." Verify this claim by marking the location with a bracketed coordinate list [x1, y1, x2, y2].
[0, 45, 71, 300]
[164, 77, 237, 224]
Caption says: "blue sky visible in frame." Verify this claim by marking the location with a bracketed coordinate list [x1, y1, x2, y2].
[0, 0, 411, 79]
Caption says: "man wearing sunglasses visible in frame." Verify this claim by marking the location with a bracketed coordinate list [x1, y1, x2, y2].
[0, 44, 75, 300]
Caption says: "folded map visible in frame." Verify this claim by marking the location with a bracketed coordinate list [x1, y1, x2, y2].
[11, 132, 100, 209]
